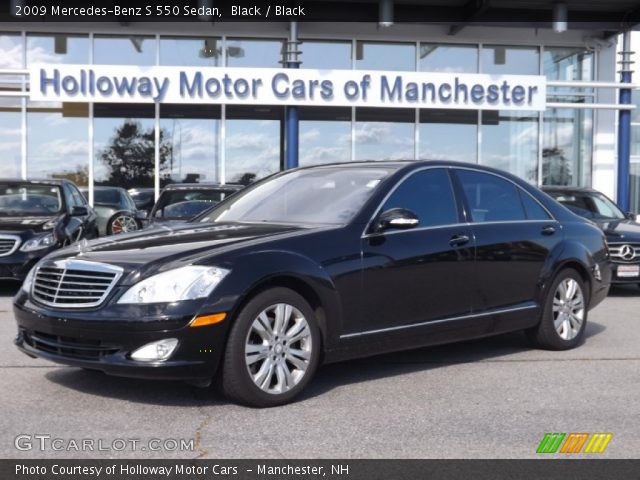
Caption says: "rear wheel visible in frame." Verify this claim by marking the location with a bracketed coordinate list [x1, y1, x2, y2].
[527, 268, 588, 350]
[107, 213, 139, 235]
[221, 287, 321, 407]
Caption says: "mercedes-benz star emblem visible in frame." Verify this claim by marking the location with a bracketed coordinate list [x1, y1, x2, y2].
[620, 244, 635, 261]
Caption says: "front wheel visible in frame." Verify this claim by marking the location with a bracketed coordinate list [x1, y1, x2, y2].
[527, 268, 588, 350]
[221, 287, 321, 407]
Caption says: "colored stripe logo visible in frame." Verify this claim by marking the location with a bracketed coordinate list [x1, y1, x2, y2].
[537, 433, 612, 454]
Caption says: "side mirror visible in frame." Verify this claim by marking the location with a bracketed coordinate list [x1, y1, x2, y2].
[135, 210, 148, 220]
[626, 212, 637, 222]
[71, 206, 88, 217]
[376, 208, 419, 232]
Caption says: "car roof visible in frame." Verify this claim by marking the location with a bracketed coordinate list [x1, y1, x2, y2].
[541, 186, 598, 193]
[92, 186, 126, 192]
[0, 178, 68, 186]
[162, 183, 243, 191]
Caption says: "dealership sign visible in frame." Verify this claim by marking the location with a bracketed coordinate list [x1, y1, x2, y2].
[30, 64, 546, 111]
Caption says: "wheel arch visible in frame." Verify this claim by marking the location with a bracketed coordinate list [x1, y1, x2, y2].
[215, 250, 344, 355]
[542, 240, 595, 307]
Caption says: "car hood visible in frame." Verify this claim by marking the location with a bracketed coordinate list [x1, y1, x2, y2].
[597, 219, 640, 242]
[44, 221, 311, 281]
[0, 215, 59, 234]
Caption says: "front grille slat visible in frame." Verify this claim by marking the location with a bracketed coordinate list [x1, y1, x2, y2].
[608, 243, 640, 262]
[23, 329, 120, 360]
[0, 235, 20, 257]
[31, 260, 123, 309]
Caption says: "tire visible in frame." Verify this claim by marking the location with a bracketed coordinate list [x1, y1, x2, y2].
[106, 212, 139, 235]
[221, 287, 321, 407]
[526, 268, 588, 350]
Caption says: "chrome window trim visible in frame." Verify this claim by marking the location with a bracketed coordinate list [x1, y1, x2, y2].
[31, 259, 123, 309]
[361, 165, 556, 239]
[340, 302, 538, 339]
[0, 234, 21, 257]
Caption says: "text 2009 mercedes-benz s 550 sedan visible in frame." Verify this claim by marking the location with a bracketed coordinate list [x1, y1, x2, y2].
[13, 161, 611, 407]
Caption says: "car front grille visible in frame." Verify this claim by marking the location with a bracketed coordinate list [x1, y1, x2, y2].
[21, 329, 120, 361]
[608, 243, 640, 263]
[31, 259, 123, 308]
[0, 235, 20, 256]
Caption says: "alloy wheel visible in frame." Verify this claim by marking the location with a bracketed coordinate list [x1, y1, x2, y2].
[111, 215, 138, 234]
[244, 303, 312, 395]
[552, 278, 585, 341]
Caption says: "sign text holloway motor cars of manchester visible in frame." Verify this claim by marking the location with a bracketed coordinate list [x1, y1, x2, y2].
[30, 64, 546, 110]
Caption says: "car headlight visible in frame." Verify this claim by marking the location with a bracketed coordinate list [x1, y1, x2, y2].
[20, 233, 56, 252]
[117, 266, 229, 304]
[21, 266, 37, 293]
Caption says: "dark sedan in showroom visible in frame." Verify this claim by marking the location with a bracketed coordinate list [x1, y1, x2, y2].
[543, 186, 640, 287]
[148, 183, 243, 226]
[0, 179, 98, 281]
[14, 162, 610, 407]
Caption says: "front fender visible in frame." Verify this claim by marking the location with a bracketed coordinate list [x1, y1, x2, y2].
[200, 250, 344, 351]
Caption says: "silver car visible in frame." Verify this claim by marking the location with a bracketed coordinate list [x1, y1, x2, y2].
[82, 187, 147, 236]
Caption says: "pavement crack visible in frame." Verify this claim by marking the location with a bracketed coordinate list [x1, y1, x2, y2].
[191, 388, 213, 459]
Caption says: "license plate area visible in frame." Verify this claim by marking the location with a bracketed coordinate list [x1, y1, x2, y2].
[617, 264, 640, 277]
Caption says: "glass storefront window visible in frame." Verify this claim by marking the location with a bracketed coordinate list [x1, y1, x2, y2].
[0, 33, 24, 88]
[354, 108, 415, 160]
[543, 47, 594, 186]
[481, 110, 539, 183]
[160, 104, 221, 185]
[94, 35, 156, 65]
[419, 109, 477, 162]
[93, 104, 157, 190]
[225, 38, 285, 67]
[0, 98, 21, 178]
[27, 102, 89, 186]
[300, 40, 352, 69]
[481, 45, 539, 75]
[542, 106, 592, 186]
[299, 107, 351, 166]
[419, 44, 477, 73]
[160, 37, 222, 67]
[631, 163, 640, 213]
[355, 41, 416, 71]
[26, 33, 89, 65]
[225, 105, 283, 184]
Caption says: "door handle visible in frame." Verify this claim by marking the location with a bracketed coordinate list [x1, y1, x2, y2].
[449, 234, 470, 247]
[541, 225, 556, 236]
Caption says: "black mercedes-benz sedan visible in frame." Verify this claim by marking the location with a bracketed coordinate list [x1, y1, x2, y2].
[0, 179, 98, 281]
[543, 186, 640, 287]
[14, 162, 610, 407]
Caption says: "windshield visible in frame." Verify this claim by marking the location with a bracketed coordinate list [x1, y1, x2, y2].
[0, 183, 62, 216]
[154, 189, 233, 220]
[551, 191, 626, 220]
[196, 167, 391, 225]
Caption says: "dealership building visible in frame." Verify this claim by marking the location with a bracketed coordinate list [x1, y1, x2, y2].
[1, 1, 640, 212]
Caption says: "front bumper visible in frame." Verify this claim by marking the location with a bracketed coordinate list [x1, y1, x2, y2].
[0, 247, 57, 281]
[13, 297, 229, 382]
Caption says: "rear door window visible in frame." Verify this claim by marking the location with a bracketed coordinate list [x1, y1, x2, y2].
[454, 169, 527, 222]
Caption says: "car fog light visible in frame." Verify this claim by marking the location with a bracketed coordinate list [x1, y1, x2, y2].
[130, 338, 179, 362]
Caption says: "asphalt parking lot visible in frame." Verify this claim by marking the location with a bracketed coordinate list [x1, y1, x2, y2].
[0, 281, 638, 459]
